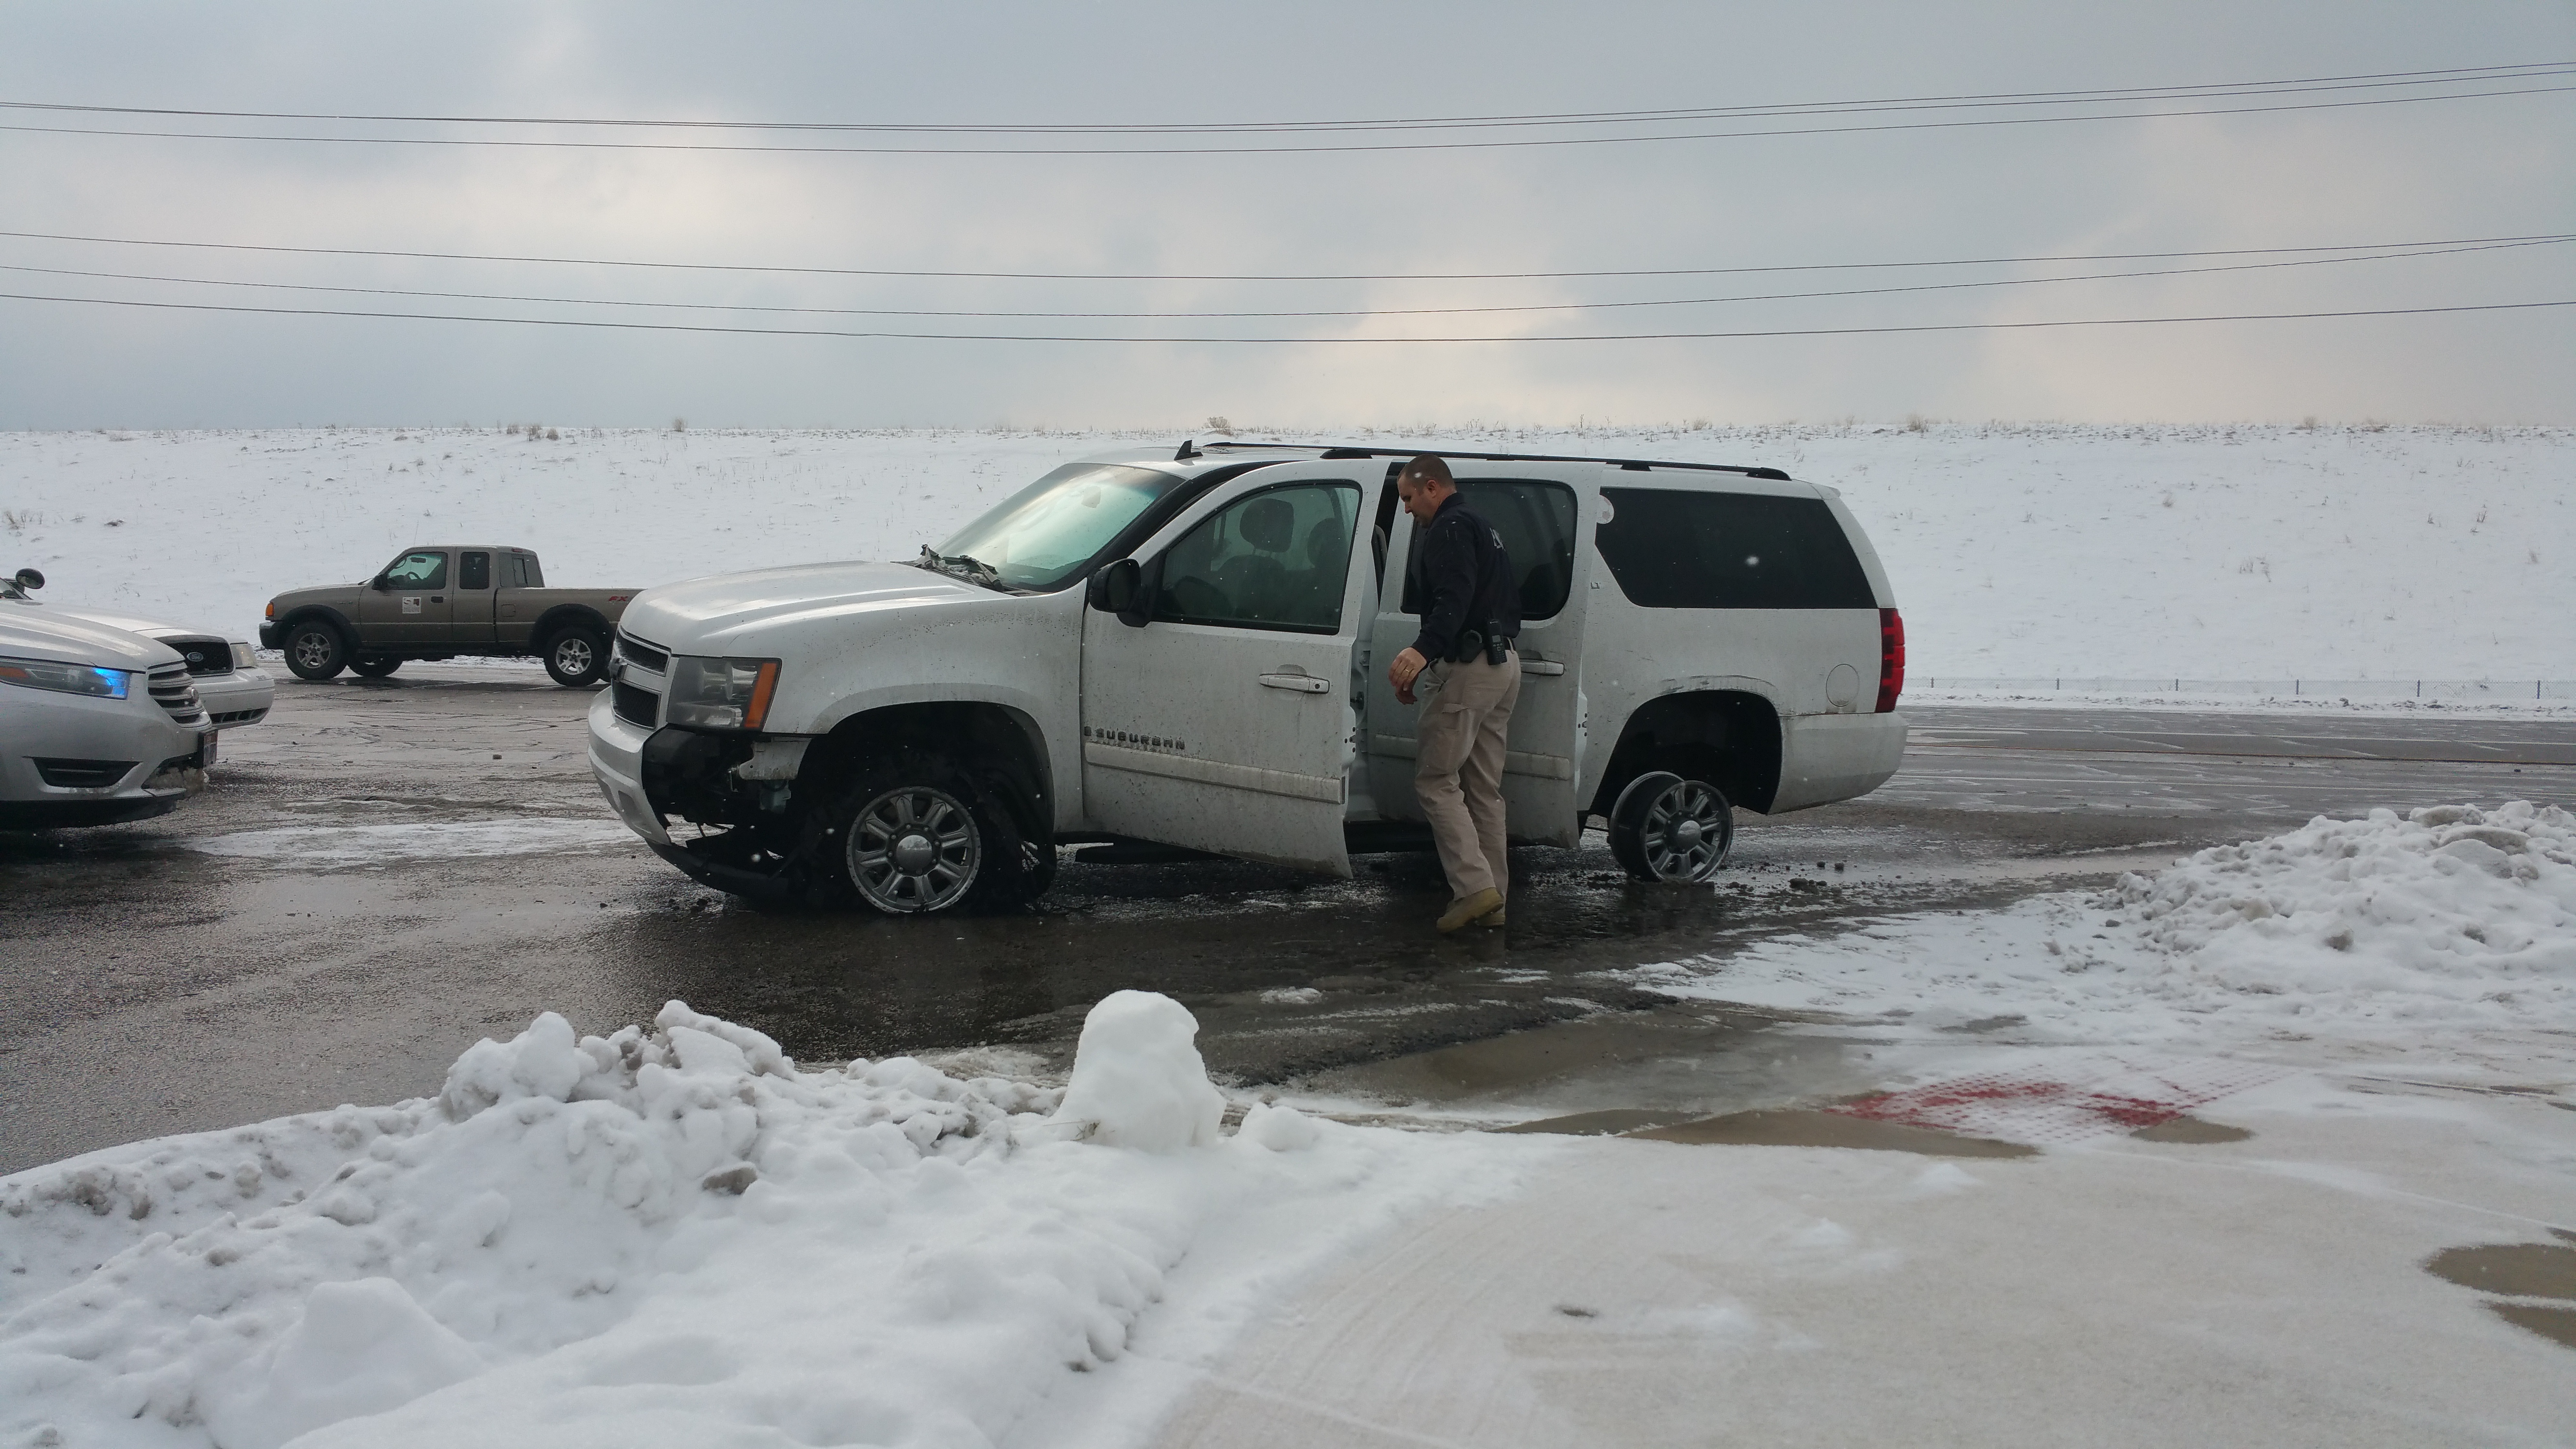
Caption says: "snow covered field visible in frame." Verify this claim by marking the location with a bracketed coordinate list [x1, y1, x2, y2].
[4, 805, 2571, 1447]
[0, 422, 2566, 681]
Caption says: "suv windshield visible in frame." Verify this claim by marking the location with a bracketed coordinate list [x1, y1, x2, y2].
[934, 462, 1182, 592]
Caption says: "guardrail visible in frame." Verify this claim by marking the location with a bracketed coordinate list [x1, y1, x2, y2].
[1917, 678, 2576, 701]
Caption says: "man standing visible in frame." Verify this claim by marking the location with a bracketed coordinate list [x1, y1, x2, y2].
[1385, 455, 1522, 932]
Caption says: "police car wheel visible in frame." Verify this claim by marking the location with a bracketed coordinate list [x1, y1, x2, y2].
[1608, 771, 1734, 883]
[283, 621, 349, 681]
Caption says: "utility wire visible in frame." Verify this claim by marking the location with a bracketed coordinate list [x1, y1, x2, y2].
[1, 238, 2560, 322]
[1, 289, 2565, 343]
[3, 82, 2567, 155]
[3, 62, 2566, 135]
[6, 227, 2568, 285]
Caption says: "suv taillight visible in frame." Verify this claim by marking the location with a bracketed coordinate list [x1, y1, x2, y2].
[1876, 607, 1905, 712]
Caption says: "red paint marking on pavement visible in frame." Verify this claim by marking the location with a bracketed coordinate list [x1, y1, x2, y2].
[1826, 1057, 2288, 1145]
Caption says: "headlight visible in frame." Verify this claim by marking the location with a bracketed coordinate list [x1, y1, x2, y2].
[0, 656, 130, 698]
[664, 656, 780, 731]
[230, 642, 257, 670]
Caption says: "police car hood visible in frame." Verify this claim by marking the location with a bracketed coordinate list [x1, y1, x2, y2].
[619, 560, 1002, 655]
[0, 603, 185, 670]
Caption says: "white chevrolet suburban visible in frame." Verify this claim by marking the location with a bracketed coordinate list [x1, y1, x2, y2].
[588, 443, 1907, 914]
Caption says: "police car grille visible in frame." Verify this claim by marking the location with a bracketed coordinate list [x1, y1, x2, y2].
[147, 662, 207, 725]
[165, 635, 234, 676]
[613, 680, 660, 729]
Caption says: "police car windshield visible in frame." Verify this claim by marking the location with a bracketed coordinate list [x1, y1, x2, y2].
[933, 463, 1181, 592]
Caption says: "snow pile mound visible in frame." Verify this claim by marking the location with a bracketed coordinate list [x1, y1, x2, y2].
[2118, 802, 2576, 1010]
[1626, 803, 2576, 1054]
[0, 994, 1531, 1449]
[1050, 989, 1226, 1151]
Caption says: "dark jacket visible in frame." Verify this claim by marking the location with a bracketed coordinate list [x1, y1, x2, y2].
[1408, 494, 1520, 662]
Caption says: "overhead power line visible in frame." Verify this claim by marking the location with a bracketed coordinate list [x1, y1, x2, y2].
[1, 69, 2566, 155]
[1, 288, 2565, 344]
[1, 238, 2560, 322]
[5, 227, 2566, 285]
[4, 62, 2566, 135]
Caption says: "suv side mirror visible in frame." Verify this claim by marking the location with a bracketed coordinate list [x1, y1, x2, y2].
[1089, 558, 1146, 625]
[369, 574, 391, 591]
[13, 567, 43, 592]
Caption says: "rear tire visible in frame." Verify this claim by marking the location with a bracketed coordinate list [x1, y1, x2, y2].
[1608, 771, 1734, 883]
[543, 625, 606, 686]
[283, 620, 350, 681]
[351, 655, 402, 678]
[806, 748, 1038, 916]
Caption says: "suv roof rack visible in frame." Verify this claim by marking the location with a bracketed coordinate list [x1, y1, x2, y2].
[1199, 440, 1790, 482]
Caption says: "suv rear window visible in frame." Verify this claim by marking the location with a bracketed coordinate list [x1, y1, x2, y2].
[1595, 488, 1874, 609]
[1400, 478, 1579, 621]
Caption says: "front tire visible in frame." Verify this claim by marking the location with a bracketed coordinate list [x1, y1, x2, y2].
[807, 749, 1040, 915]
[351, 655, 402, 678]
[1608, 771, 1735, 883]
[543, 625, 606, 686]
[283, 621, 350, 681]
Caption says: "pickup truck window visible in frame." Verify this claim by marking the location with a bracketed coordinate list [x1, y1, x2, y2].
[382, 551, 448, 590]
[1400, 479, 1578, 621]
[937, 463, 1184, 593]
[510, 554, 541, 588]
[460, 552, 491, 590]
[1595, 488, 1875, 609]
[1155, 482, 1359, 634]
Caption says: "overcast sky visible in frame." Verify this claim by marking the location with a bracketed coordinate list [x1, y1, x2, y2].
[2, 1, 2570, 429]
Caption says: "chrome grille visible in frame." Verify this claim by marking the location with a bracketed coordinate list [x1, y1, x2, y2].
[164, 635, 234, 676]
[617, 632, 670, 674]
[147, 662, 207, 727]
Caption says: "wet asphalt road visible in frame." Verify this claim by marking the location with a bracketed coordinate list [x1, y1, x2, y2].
[4, 666, 2571, 1174]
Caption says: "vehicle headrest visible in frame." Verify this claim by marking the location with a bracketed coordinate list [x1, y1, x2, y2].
[1240, 497, 1295, 552]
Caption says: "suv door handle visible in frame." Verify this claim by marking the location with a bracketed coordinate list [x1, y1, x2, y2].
[1520, 661, 1565, 676]
[1259, 673, 1331, 694]
[431, 596, 445, 603]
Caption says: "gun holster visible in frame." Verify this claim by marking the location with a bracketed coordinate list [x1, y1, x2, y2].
[1449, 629, 1485, 665]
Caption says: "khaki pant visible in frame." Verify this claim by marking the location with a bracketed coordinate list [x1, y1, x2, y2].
[1413, 650, 1521, 902]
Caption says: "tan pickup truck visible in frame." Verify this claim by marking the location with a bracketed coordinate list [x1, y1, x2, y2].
[260, 546, 639, 685]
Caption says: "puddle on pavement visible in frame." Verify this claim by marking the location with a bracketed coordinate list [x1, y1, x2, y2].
[2486, 1303, 2576, 1350]
[2423, 1240, 2576, 1352]
[1619, 1108, 2038, 1158]
[2128, 1114, 2254, 1143]
[2424, 1243, 2576, 1300]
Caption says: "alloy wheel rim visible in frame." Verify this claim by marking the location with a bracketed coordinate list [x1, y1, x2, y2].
[292, 632, 334, 670]
[556, 637, 593, 674]
[1641, 780, 1729, 881]
[846, 786, 980, 912]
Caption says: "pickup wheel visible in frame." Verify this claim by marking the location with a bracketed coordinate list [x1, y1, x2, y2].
[1607, 771, 1734, 883]
[809, 749, 1034, 916]
[350, 655, 402, 678]
[282, 620, 351, 681]
[542, 624, 607, 686]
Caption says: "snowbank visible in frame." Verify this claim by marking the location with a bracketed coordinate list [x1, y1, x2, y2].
[1628, 802, 2576, 1057]
[0, 996, 1550, 1449]
[0, 422, 2566, 679]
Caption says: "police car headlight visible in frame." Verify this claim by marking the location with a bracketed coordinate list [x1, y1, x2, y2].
[230, 642, 257, 670]
[0, 656, 131, 698]
[664, 656, 781, 731]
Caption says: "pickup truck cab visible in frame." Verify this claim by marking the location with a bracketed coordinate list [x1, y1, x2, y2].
[588, 443, 1907, 914]
[261, 547, 638, 685]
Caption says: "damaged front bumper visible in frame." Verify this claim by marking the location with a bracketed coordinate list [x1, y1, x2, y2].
[586, 691, 813, 896]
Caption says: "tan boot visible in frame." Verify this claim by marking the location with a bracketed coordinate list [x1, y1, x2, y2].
[1437, 887, 1504, 933]
[1481, 902, 1507, 928]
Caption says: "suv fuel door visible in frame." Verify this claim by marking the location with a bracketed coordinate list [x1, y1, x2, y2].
[1364, 465, 1594, 845]
[1079, 463, 1369, 875]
